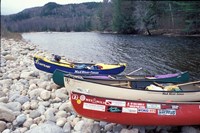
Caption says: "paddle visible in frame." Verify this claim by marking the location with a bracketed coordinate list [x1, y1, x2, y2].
[126, 67, 143, 75]
[174, 80, 200, 88]
[154, 80, 200, 91]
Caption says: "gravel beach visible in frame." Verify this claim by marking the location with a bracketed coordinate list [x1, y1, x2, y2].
[0, 38, 200, 133]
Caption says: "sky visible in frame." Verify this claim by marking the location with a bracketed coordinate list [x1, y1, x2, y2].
[1, 0, 103, 15]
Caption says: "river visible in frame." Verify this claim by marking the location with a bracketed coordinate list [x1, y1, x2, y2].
[22, 32, 200, 80]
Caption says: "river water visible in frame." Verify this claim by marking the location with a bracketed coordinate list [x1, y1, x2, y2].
[22, 32, 200, 80]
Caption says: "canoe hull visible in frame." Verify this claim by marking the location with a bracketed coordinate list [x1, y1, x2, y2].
[64, 75, 200, 102]
[34, 56, 126, 75]
[71, 90, 200, 126]
[53, 69, 189, 87]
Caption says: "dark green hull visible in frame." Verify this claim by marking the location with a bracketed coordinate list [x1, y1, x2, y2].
[52, 69, 189, 88]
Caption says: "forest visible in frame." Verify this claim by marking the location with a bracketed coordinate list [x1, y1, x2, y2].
[1, 0, 200, 35]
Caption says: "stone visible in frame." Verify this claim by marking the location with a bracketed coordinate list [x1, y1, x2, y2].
[56, 118, 67, 127]
[0, 121, 6, 132]
[71, 117, 80, 127]
[92, 123, 101, 133]
[52, 103, 62, 109]
[74, 120, 84, 131]
[44, 108, 56, 122]
[9, 93, 20, 102]
[63, 122, 71, 133]
[29, 110, 41, 119]
[55, 88, 68, 101]
[30, 124, 37, 129]
[25, 122, 64, 133]
[99, 121, 108, 127]
[23, 118, 33, 128]
[4, 55, 16, 60]
[28, 88, 44, 99]
[30, 100, 38, 110]
[2, 129, 11, 133]
[55, 111, 68, 119]
[0, 97, 8, 103]
[66, 115, 76, 123]
[37, 81, 49, 89]
[16, 114, 27, 126]
[22, 101, 31, 110]
[113, 124, 123, 133]
[40, 90, 51, 101]
[120, 128, 139, 133]
[0, 105, 15, 122]
[181, 126, 200, 133]
[59, 101, 72, 112]
[2, 51, 10, 56]
[20, 71, 34, 79]
[14, 96, 29, 104]
[37, 105, 45, 114]
[80, 119, 94, 133]
[29, 84, 37, 90]
[104, 123, 115, 132]
[0, 91, 6, 98]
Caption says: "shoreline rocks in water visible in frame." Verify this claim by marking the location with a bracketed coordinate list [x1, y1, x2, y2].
[1, 38, 200, 133]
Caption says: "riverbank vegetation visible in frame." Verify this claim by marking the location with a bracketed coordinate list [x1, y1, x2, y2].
[1, 1, 200, 35]
[1, 24, 22, 39]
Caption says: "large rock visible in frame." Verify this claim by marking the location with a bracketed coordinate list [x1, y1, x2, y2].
[0, 121, 6, 132]
[4, 55, 16, 61]
[25, 122, 65, 133]
[6, 102, 22, 112]
[0, 105, 15, 122]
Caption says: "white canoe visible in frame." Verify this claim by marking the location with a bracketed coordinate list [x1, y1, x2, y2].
[64, 75, 200, 102]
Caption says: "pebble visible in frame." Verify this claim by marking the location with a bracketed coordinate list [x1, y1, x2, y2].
[1, 38, 198, 133]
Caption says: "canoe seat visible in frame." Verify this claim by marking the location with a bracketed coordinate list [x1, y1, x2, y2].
[146, 84, 164, 91]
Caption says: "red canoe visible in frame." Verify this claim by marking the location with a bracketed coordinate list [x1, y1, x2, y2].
[70, 90, 200, 126]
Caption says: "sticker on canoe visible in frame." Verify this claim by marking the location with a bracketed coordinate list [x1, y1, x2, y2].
[122, 107, 138, 114]
[83, 102, 106, 112]
[107, 106, 122, 113]
[126, 102, 145, 109]
[105, 100, 126, 107]
[158, 109, 176, 115]
[161, 104, 179, 110]
[71, 94, 79, 100]
[80, 95, 86, 101]
[74, 70, 99, 74]
[35, 60, 51, 68]
[77, 99, 81, 104]
[85, 98, 105, 105]
[162, 92, 184, 95]
[146, 103, 161, 109]
[138, 108, 156, 113]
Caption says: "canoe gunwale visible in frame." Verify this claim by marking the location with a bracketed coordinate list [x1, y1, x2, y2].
[64, 74, 200, 93]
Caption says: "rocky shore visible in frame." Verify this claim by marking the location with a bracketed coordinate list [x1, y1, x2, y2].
[0, 38, 200, 133]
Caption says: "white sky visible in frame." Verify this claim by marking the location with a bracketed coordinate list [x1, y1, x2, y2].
[1, 0, 103, 15]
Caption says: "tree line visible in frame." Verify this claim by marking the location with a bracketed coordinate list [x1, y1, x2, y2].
[1, 1, 200, 35]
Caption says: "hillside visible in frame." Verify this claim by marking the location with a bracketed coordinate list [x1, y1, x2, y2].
[1, 2, 102, 32]
[2, 1, 200, 35]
